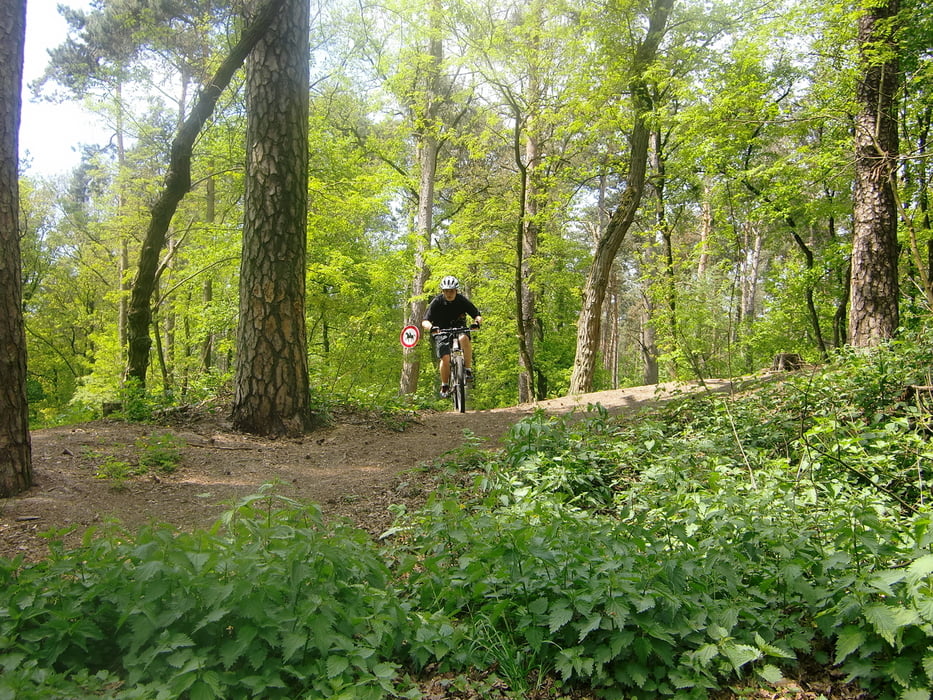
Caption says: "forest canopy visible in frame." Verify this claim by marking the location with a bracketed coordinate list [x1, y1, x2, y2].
[17, 0, 933, 423]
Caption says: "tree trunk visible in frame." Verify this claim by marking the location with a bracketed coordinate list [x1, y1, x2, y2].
[595, 172, 621, 387]
[399, 141, 435, 395]
[0, 0, 32, 496]
[116, 87, 130, 356]
[124, 0, 286, 386]
[569, 0, 673, 394]
[200, 168, 216, 372]
[790, 227, 829, 359]
[697, 178, 713, 277]
[400, 4, 443, 397]
[640, 294, 659, 385]
[739, 223, 763, 329]
[651, 123, 675, 369]
[231, 0, 312, 436]
[849, 0, 900, 347]
[518, 129, 540, 403]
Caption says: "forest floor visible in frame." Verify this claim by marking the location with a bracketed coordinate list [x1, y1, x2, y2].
[1, 377, 866, 699]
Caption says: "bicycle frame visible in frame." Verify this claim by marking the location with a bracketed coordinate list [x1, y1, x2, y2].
[434, 326, 475, 413]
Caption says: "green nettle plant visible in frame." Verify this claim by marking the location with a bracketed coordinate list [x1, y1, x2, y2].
[0, 490, 450, 700]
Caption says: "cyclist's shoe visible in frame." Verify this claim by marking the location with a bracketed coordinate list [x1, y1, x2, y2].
[439, 384, 450, 398]
[465, 368, 474, 384]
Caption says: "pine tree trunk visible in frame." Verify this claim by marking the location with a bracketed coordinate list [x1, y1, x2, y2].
[0, 0, 33, 496]
[849, 0, 900, 347]
[231, 0, 312, 436]
[123, 0, 285, 386]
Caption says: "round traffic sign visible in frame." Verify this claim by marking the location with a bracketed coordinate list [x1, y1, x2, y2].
[400, 325, 420, 348]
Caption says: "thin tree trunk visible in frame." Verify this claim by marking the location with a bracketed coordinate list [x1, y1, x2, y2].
[640, 294, 659, 385]
[739, 223, 762, 327]
[595, 172, 621, 386]
[399, 155, 434, 396]
[741, 175, 828, 358]
[698, 178, 713, 277]
[200, 167, 216, 371]
[511, 107, 537, 401]
[519, 129, 540, 403]
[569, 0, 673, 394]
[116, 85, 129, 355]
[792, 228, 829, 358]
[400, 4, 443, 396]
[0, 0, 32, 496]
[652, 124, 676, 364]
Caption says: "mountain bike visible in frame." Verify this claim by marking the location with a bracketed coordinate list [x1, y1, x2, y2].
[433, 326, 478, 413]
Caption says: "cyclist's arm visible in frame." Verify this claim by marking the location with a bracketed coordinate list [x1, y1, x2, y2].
[422, 296, 439, 331]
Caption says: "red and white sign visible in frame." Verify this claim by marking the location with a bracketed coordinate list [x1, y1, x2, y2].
[400, 325, 420, 348]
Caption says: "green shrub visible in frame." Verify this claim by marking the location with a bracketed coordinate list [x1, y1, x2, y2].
[0, 489, 442, 699]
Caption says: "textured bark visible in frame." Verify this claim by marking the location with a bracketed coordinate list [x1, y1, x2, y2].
[231, 0, 312, 436]
[399, 141, 434, 395]
[849, 0, 900, 347]
[569, 0, 673, 394]
[0, 0, 33, 496]
[124, 0, 286, 386]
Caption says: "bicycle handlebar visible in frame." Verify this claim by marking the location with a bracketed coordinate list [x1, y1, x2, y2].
[431, 324, 480, 336]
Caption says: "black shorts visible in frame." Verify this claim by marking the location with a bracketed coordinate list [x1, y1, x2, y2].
[434, 329, 469, 358]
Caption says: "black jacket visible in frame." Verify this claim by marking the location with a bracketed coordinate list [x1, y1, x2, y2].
[424, 293, 480, 329]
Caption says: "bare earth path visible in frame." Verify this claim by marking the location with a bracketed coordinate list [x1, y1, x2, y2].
[1, 380, 736, 562]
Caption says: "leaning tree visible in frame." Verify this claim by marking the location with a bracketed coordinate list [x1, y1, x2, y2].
[569, 0, 675, 394]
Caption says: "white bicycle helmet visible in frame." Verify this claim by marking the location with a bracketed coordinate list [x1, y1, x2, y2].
[440, 275, 460, 290]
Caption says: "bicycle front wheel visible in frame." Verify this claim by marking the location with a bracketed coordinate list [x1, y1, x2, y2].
[450, 356, 467, 413]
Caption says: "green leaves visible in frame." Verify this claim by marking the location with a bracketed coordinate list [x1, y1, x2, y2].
[11, 334, 933, 697]
[0, 493, 422, 699]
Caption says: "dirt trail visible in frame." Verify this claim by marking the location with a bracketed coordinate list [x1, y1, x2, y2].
[0, 379, 738, 562]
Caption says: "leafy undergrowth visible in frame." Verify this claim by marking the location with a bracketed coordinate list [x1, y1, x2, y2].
[4, 329, 933, 698]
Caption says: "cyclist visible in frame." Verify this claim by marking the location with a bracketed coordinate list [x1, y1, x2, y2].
[421, 276, 482, 398]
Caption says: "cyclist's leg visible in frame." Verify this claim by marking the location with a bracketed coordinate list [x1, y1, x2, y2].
[435, 334, 453, 388]
[460, 333, 473, 369]
[439, 353, 451, 385]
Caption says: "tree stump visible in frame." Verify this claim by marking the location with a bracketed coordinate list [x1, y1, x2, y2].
[771, 353, 802, 371]
[904, 385, 933, 414]
[102, 402, 123, 416]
